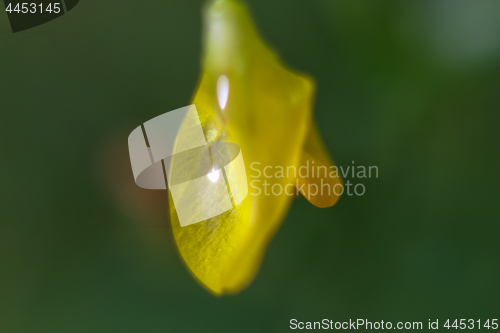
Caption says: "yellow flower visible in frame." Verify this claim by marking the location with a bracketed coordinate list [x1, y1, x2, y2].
[169, 0, 341, 295]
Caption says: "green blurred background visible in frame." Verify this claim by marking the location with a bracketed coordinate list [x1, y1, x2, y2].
[1, 0, 499, 332]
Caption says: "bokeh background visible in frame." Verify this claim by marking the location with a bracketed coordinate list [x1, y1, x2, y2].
[1, 0, 500, 332]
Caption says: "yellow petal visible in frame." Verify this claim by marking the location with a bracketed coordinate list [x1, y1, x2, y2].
[169, 0, 339, 294]
[297, 125, 342, 208]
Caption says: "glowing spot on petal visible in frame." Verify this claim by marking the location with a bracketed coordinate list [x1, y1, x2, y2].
[207, 169, 220, 182]
[217, 75, 229, 110]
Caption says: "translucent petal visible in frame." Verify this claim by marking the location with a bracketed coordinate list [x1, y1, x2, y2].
[169, 0, 340, 294]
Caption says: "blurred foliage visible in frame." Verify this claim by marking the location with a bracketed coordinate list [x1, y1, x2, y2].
[1, 0, 499, 332]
